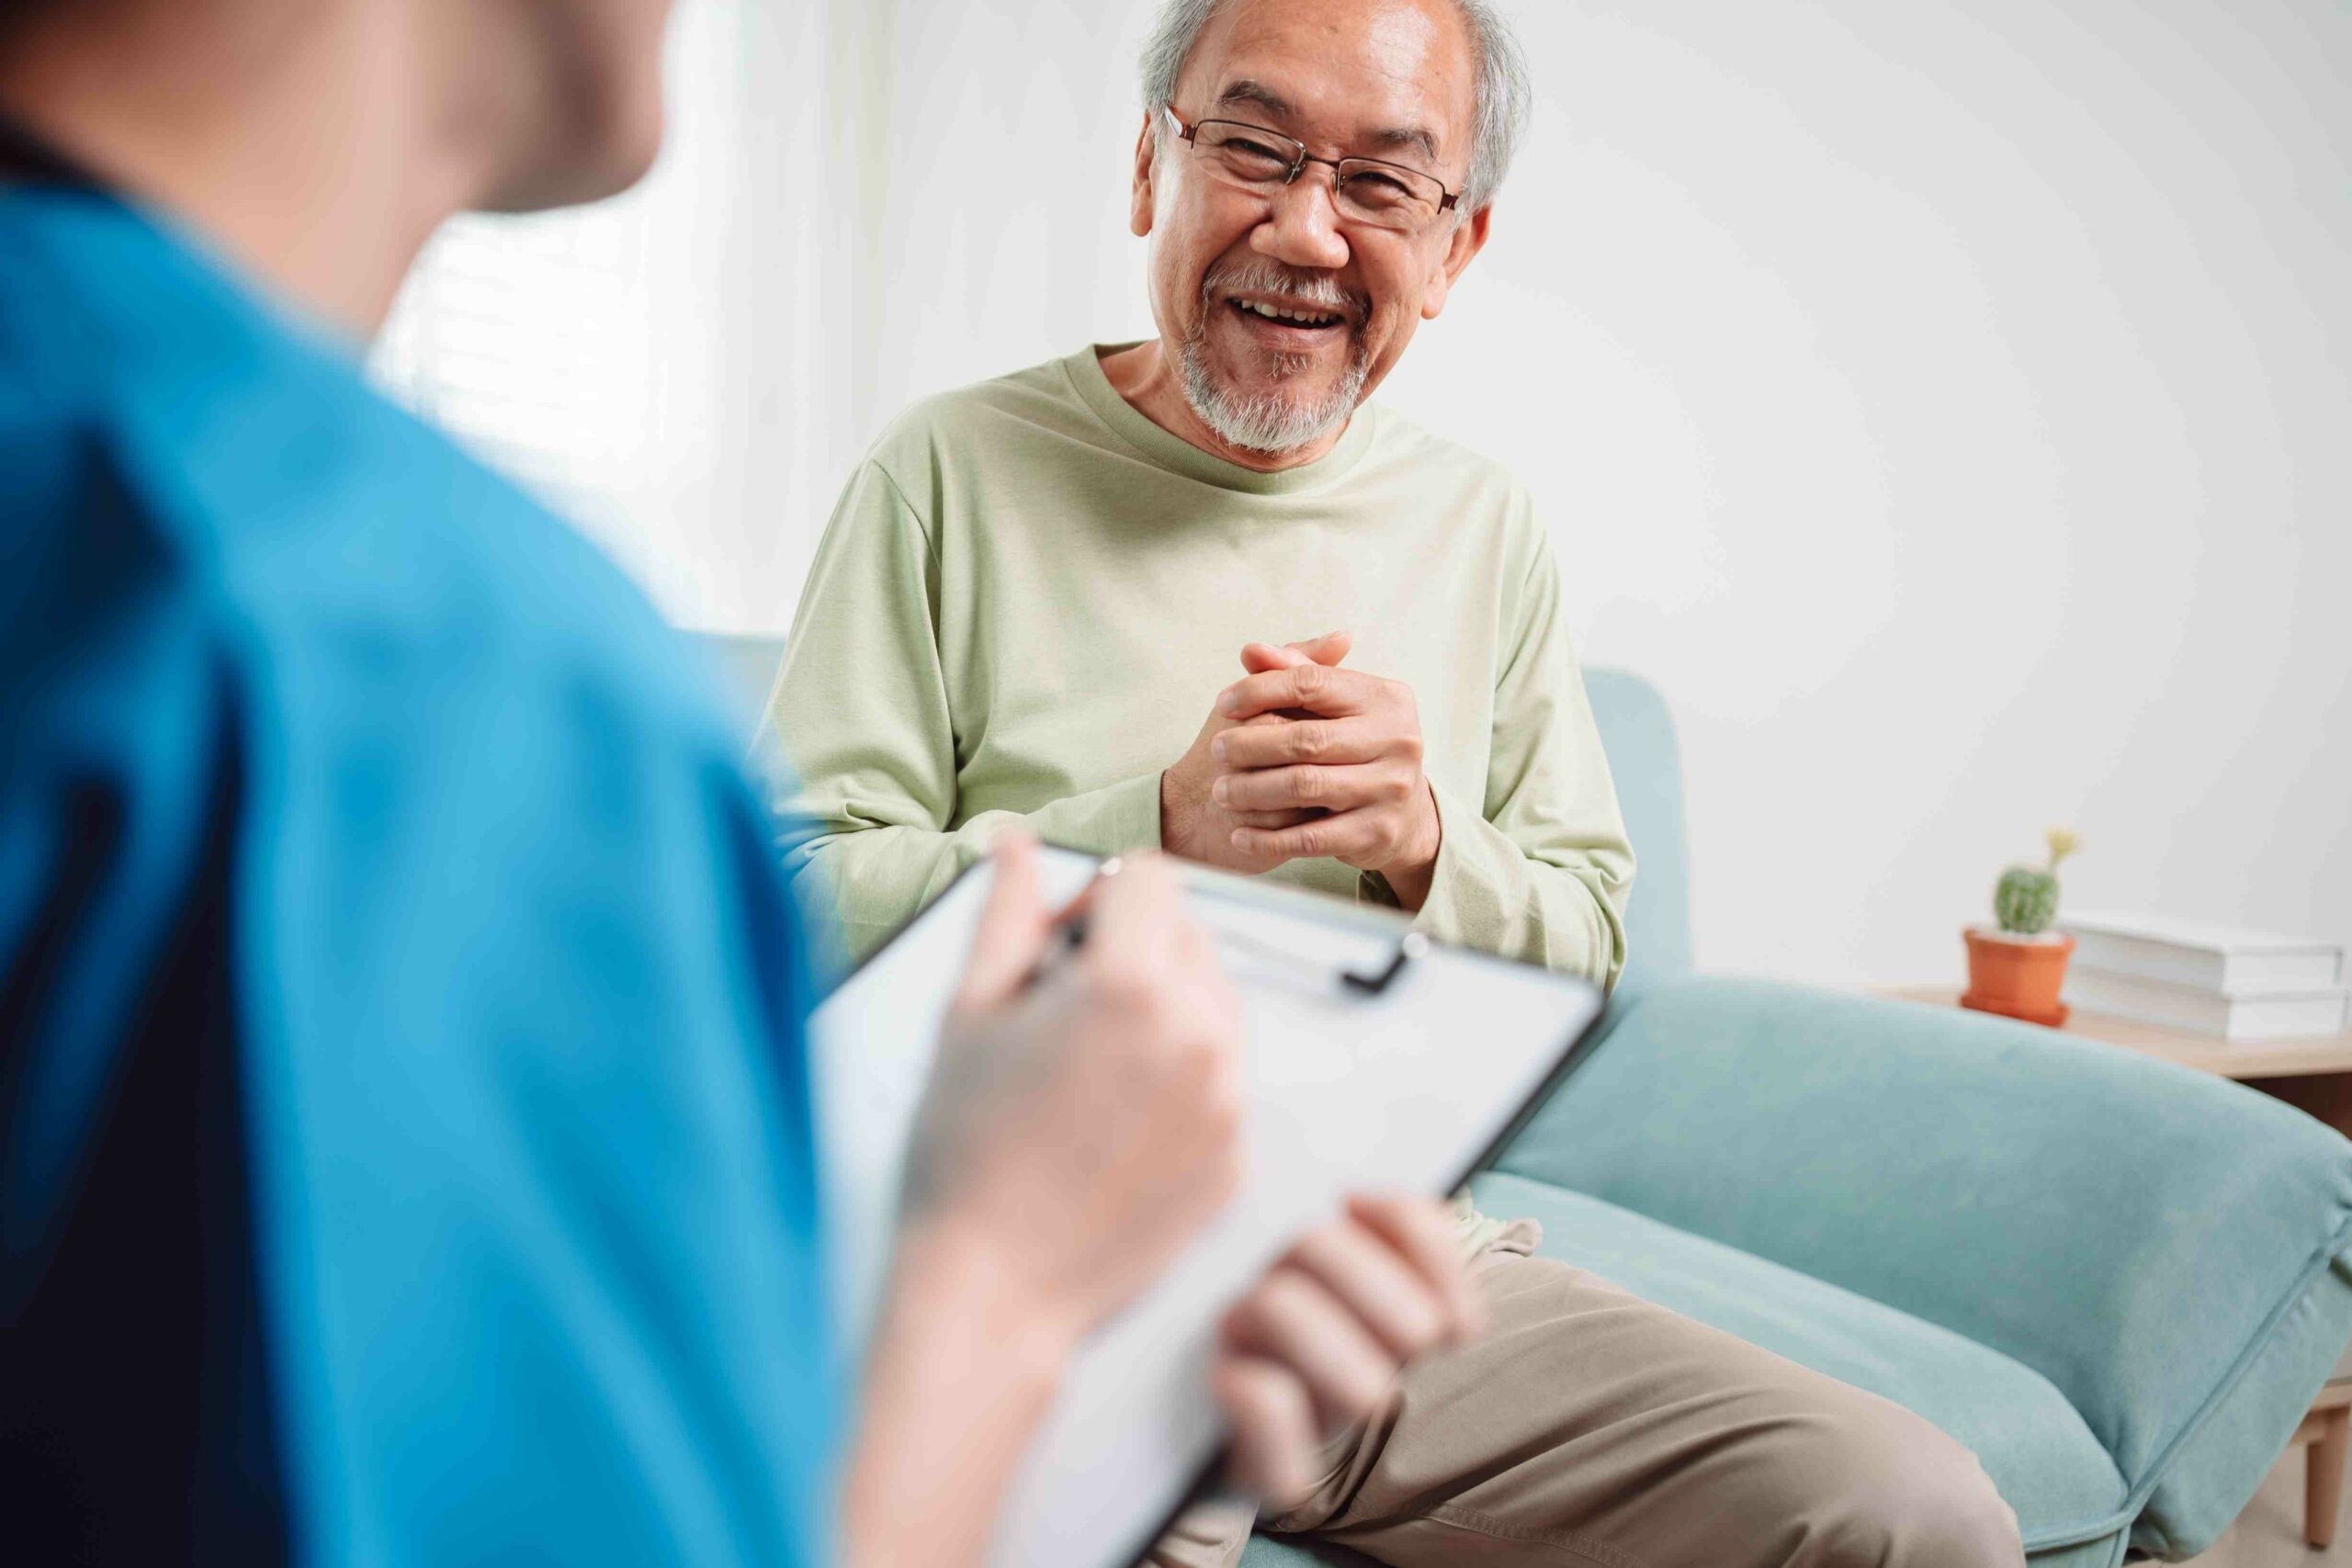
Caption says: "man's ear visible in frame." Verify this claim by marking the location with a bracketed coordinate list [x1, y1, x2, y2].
[1130, 111, 1159, 238]
[1419, 202, 1493, 321]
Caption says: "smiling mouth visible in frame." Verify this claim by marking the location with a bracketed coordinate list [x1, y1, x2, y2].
[1229, 298, 1348, 331]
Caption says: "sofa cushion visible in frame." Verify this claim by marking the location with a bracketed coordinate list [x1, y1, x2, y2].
[1497, 977, 2352, 1556]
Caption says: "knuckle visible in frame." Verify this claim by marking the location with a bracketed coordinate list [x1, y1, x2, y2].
[1292, 722, 1326, 761]
[1293, 663, 1328, 699]
[1256, 1267, 1315, 1321]
[1392, 1209, 1449, 1261]
[1392, 1293, 1445, 1352]
[1224, 1283, 1275, 1341]
[1294, 765, 1323, 803]
[1330, 1359, 1388, 1418]
[1302, 1217, 1353, 1259]
[1342, 1369, 1393, 1421]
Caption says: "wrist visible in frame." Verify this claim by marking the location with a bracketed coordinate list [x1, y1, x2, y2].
[1159, 768, 1179, 852]
[1379, 783, 1444, 909]
[1159, 764, 1205, 860]
[888, 1212, 1089, 1373]
[847, 1214, 1080, 1568]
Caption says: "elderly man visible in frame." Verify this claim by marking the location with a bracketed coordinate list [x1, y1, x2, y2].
[775, 5, 1624, 979]
[770, 0, 2025, 1563]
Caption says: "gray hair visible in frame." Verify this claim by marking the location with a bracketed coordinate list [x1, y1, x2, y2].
[1137, 0, 1532, 213]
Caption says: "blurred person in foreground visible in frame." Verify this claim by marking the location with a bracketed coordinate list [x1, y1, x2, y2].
[0, 1, 1483, 1563]
[769, 0, 2026, 1563]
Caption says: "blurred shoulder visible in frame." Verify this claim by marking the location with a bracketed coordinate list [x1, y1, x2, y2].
[0, 188, 739, 770]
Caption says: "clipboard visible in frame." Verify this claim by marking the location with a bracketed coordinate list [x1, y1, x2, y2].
[808, 844, 1607, 1568]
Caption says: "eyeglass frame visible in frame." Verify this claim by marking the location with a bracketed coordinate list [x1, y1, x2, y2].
[1161, 106, 1461, 229]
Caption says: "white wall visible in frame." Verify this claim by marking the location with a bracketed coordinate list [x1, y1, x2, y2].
[1442, 1, 2352, 987]
[1399, 1, 2352, 987]
[396, 0, 2352, 988]
[379, 0, 898, 616]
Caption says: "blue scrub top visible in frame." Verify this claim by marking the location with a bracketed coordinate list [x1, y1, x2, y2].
[1, 183, 834, 1564]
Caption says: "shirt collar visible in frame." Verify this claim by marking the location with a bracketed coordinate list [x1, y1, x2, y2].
[1065, 343, 1378, 496]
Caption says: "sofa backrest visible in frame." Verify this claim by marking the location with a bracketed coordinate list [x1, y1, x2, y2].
[1581, 668, 1692, 998]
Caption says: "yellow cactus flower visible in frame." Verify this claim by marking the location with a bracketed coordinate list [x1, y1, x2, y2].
[2045, 827, 2081, 869]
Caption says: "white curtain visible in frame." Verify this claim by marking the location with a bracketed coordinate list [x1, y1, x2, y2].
[375, 0, 1176, 634]
[375, 0, 915, 634]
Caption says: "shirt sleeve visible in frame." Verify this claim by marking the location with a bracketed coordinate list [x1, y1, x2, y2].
[763, 459, 1163, 964]
[1397, 528, 1635, 988]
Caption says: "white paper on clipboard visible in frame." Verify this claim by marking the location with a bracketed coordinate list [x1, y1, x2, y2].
[808, 844, 1604, 1568]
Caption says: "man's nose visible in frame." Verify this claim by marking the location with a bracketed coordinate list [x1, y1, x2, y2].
[1250, 171, 1351, 272]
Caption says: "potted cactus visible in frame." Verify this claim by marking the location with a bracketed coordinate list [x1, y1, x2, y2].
[1961, 828, 2083, 1026]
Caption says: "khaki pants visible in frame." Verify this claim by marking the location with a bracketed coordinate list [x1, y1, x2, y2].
[1150, 1223, 2023, 1568]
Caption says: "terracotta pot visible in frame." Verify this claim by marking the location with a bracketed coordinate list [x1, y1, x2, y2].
[1961, 928, 2075, 1027]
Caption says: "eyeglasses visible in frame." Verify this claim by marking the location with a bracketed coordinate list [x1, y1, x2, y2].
[1163, 107, 1459, 235]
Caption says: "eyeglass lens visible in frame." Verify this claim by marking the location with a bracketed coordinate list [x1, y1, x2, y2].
[1191, 119, 1445, 231]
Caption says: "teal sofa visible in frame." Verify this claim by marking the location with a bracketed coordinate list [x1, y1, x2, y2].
[703, 637, 2352, 1566]
[1242, 670, 2352, 1567]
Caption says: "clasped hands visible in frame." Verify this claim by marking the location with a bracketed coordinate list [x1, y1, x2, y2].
[1161, 631, 1443, 910]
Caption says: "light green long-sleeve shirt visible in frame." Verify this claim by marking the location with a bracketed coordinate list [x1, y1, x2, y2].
[763, 345, 1634, 993]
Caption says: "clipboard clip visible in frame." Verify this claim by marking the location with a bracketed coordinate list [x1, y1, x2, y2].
[1040, 858, 1430, 998]
[1048, 919, 1428, 998]
[1340, 930, 1429, 997]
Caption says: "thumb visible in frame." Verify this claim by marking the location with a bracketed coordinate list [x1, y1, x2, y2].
[1239, 629, 1352, 674]
[951, 832, 1049, 1012]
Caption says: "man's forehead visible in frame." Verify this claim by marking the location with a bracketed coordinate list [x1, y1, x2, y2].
[1181, 0, 1476, 169]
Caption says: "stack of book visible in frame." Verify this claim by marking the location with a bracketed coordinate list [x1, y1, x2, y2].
[2062, 913, 2350, 1043]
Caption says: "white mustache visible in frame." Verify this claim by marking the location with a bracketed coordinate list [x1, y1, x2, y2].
[1204, 261, 1364, 323]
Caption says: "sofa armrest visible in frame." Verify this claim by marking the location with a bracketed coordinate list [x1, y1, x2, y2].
[1495, 976, 2352, 1531]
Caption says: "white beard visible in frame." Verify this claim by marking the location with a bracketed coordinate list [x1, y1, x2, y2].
[1178, 336, 1369, 454]
[1177, 261, 1372, 455]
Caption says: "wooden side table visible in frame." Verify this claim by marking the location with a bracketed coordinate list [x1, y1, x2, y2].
[1881, 987, 2352, 1547]
[2293, 1386, 2352, 1551]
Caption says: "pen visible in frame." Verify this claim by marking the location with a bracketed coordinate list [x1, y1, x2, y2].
[1027, 855, 1122, 986]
